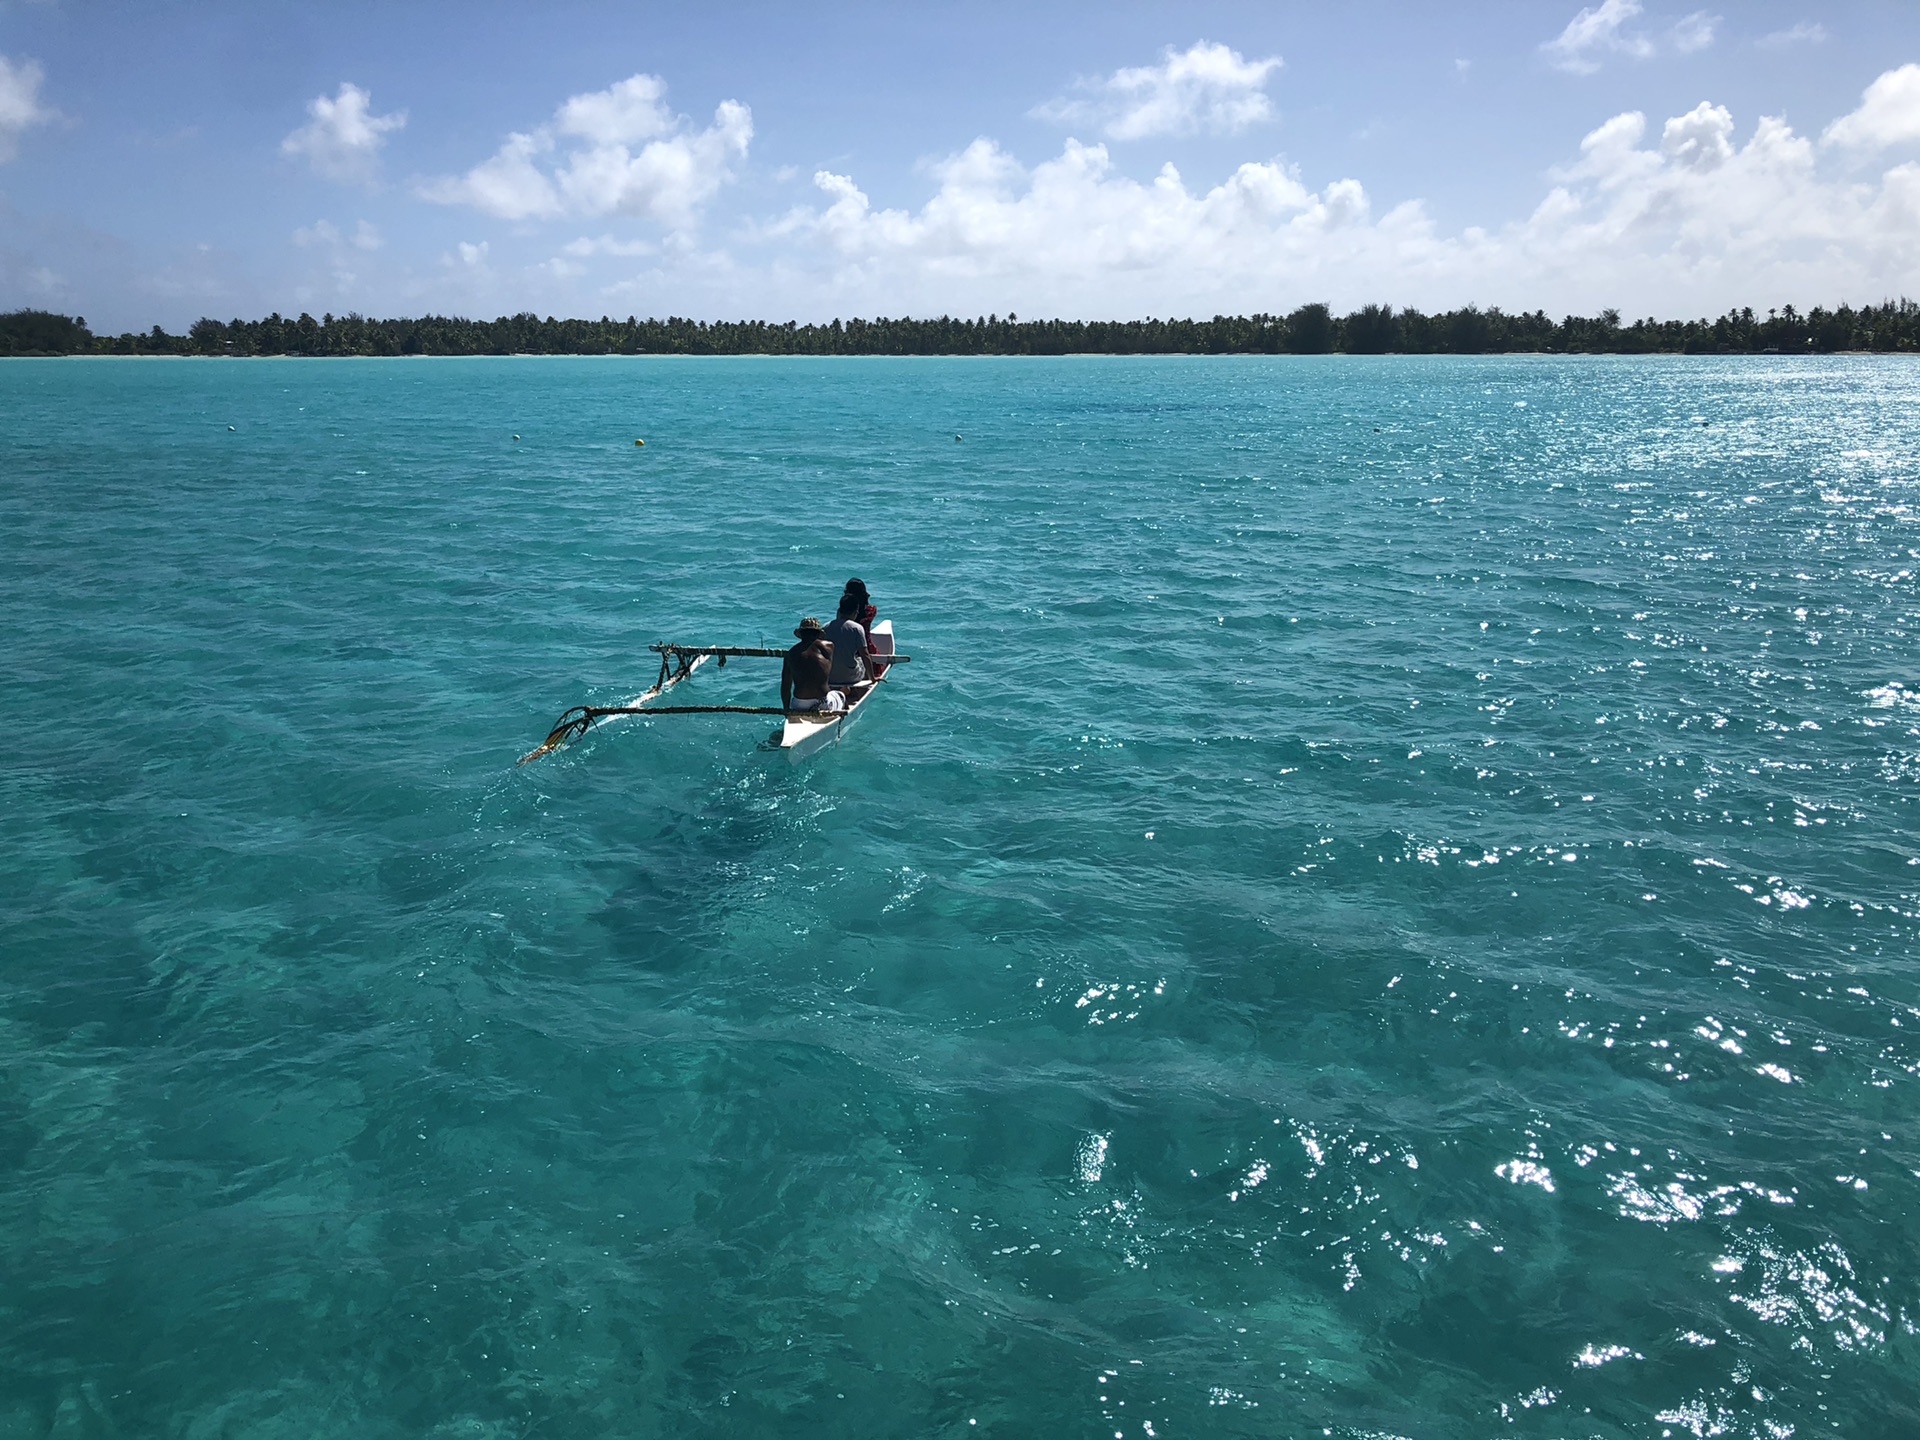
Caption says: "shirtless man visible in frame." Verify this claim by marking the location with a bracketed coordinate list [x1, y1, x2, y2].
[781, 617, 845, 713]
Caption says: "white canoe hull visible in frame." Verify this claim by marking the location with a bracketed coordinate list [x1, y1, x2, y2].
[772, 619, 894, 762]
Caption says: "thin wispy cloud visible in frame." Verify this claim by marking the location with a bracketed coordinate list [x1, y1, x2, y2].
[561, 234, 655, 259]
[1667, 12, 1717, 55]
[0, 53, 53, 163]
[292, 218, 383, 251]
[1544, 0, 1653, 69]
[421, 73, 751, 228]
[289, 217, 384, 302]
[1033, 41, 1281, 141]
[1756, 22, 1827, 50]
[1542, 0, 1718, 74]
[281, 83, 406, 183]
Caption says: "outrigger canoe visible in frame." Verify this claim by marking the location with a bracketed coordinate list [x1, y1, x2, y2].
[772, 619, 896, 761]
[518, 619, 904, 766]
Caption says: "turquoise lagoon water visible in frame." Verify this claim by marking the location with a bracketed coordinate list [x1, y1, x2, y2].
[1, 355, 1917, 1438]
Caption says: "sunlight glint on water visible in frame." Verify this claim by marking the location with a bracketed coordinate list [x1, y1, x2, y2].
[0, 356, 1916, 1438]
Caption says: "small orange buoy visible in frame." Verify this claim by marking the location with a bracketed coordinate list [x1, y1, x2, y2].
[634, 438, 646, 447]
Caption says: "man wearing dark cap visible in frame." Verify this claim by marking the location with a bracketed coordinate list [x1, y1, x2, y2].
[781, 617, 843, 714]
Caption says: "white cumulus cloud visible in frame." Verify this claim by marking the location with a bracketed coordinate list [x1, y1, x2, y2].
[281, 83, 406, 183]
[1661, 101, 1735, 171]
[784, 138, 1378, 313]
[1823, 63, 1920, 151]
[431, 132, 557, 221]
[767, 68, 1920, 321]
[1543, 1, 1717, 74]
[555, 73, 675, 146]
[1034, 41, 1281, 141]
[0, 53, 53, 163]
[422, 74, 751, 228]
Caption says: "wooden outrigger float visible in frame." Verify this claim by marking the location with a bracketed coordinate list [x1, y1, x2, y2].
[518, 619, 903, 765]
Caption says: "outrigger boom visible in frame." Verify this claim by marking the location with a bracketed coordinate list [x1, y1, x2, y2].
[649, 644, 787, 660]
[518, 622, 906, 765]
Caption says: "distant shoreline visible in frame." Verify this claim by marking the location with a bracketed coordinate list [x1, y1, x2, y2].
[6, 349, 1914, 361]
[4, 301, 1917, 358]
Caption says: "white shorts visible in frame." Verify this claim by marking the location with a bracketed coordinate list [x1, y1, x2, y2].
[789, 691, 846, 714]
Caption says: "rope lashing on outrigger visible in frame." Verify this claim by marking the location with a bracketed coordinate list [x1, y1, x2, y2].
[516, 642, 910, 765]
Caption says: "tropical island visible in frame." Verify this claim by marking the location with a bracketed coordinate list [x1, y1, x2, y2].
[2, 300, 1917, 358]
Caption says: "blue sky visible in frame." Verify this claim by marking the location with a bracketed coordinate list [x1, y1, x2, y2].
[2, 1, 1918, 329]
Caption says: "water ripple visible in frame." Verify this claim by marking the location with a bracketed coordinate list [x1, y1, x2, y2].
[1, 356, 1916, 1437]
